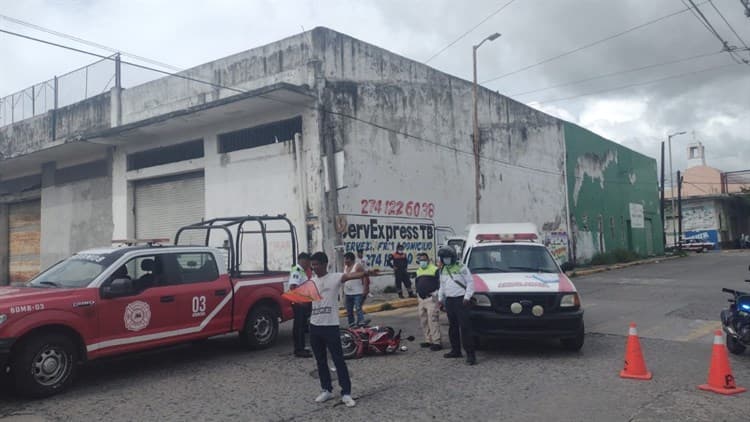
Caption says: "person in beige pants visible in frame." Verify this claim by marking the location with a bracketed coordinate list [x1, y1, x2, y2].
[415, 252, 442, 351]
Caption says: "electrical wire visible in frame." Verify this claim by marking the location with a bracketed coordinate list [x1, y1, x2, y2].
[530, 62, 738, 105]
[708, 0, 750, 58]
[424, 0, 519, 63]
[508, 50, 722, 97]
[0, 14, 182, 72]
[481, 1, 710, 84]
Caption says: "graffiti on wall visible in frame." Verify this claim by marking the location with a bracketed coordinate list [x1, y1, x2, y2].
[684, 230, 719, 244]
[339, 214, 435, 271]
[543, 231, 569, 263]
[682, 204, 716, 231]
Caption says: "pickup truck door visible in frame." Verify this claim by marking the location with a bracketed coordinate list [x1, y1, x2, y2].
[168, 252, 234, 338]
[92, 254, 179, 356]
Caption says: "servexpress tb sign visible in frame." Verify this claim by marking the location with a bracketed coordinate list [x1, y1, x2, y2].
[338, 215, 436, 271]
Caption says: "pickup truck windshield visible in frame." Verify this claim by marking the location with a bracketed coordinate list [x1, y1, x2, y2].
[28, 256, 108, 288]
[468, 244, 559, 274]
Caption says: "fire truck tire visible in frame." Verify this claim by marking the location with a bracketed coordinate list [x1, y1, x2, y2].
[12, 333, 78, 398]
[241, 305, 279, 350]
[726, 334, 746, 355]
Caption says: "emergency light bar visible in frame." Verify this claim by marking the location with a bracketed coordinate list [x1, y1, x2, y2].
[111, 238, 170, 247]
[475, 233, 538, 242]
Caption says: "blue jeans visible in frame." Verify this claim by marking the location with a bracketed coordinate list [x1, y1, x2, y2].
[310, 324, 351, 395]
[345, 294, 365, 326]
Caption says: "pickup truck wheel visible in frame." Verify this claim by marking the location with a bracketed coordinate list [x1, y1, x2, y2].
[242, 305, 278, 350]
[560, 322, 585, 352]
[12, 333, 77, 398]
[726, 334, 746, 355]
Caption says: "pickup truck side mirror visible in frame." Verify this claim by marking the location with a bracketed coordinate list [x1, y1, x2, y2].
[560, 262, 575, 272]
[102, 278, 134, 298]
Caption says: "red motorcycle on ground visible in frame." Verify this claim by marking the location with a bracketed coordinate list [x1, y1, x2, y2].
[340, 325, 404, 359]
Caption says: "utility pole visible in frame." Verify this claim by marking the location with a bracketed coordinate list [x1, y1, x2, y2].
[660, 141, 666, 246]
[677, 170, 683, 250]
[668, 131, 686, 248]
[472, 32, 500, 224]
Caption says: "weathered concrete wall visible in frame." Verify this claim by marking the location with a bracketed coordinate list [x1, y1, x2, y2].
[40, 162, 113, 269]
[54, 92, 111, 140]
[120, 34, 316, 125]
[0, 204, 8, 284]
[311, 28, 569, 264]
[0, 114, 52, 160]
[564, 122, 663, 261]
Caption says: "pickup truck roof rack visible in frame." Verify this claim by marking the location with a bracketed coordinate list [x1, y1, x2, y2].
[174, 214, 298, 276]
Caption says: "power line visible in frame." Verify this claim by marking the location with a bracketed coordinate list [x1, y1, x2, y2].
[684, 0, 748, 64]
[508, 50, 722, 97]
[424, 0, 517, 64]
[481, 1, 709, 84]
[424, 0, 519, 63]
[0, 26, 568, 179]
[708, 0, 749, 49]
[530, 61, 738, 105]
[0, 14, 182, 71]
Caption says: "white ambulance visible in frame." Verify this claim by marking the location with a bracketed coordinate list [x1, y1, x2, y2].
[461, 223, 584, 351]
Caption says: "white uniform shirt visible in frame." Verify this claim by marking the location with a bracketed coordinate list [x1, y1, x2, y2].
[311, 272, 343, 326]
[438, 264, 475, 302]
[343, 263, 364, 296]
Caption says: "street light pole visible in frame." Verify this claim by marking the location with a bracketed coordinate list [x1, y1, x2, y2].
[472, 32, 500, 224]
[667, 131, 686, 248]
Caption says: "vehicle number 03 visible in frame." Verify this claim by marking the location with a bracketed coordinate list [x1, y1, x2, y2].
[192, 296, 206, 314]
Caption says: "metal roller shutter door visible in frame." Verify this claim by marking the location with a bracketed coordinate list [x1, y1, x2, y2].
[134, 172, 205, 242]
[9, 200, 41, 283]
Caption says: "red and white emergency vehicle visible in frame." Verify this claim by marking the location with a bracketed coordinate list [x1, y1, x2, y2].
[0, 215, 296, 397]
[461, 223, 584, 351]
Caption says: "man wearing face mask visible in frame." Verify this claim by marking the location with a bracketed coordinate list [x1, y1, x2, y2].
[389, 244, 416, 299]
[415, 252, 442, 351]
[437, 246, 477, 365]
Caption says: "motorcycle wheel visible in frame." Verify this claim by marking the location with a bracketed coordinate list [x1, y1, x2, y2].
[340, 329, 360, 359]
[726, 334, 746, 355]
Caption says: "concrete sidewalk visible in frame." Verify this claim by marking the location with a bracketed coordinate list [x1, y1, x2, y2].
[339, 254, 684, 317]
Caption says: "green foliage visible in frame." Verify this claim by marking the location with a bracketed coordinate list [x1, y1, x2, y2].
[589, 249, 641, 266]
[383, 285, 398, 294]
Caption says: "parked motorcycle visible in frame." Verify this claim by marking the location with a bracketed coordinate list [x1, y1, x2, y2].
[340, 325, 403, 359]
[720, 265, 750, 355]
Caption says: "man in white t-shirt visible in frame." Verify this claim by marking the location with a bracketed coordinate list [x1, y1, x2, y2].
[309, 251, 378, 408]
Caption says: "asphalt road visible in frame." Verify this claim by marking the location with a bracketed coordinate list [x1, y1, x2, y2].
[1, 252, 749, 421]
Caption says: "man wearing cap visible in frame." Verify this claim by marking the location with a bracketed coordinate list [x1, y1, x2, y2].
[415, 252, 442, 351]
[389, 244, 415, 298]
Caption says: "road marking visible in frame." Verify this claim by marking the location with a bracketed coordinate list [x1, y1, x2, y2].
[675, 320, 721, 342]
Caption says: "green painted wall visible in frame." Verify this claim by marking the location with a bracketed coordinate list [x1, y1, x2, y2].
[564, 122, 664, 262]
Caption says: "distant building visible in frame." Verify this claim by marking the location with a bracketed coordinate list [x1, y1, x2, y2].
[664, 141, 750, 248]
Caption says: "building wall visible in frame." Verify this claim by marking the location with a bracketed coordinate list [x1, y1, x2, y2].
[564, 123, 663, 261]
[312, 29, 570, 265]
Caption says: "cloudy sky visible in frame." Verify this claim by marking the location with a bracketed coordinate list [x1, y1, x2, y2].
[1, 0, 749, 177]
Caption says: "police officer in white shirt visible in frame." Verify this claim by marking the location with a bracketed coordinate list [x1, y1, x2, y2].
[437, 246, 477, 365]
[309, 251, 378, 407]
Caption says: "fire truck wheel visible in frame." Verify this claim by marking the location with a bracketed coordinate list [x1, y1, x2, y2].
[242, 305, 279, 350]
[13, 333, 78, 398]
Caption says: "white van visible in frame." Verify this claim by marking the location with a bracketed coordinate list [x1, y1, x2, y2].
[461, 223, 584, 350]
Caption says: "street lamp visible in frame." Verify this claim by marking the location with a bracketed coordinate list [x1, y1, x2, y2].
[472, 32, 501, 224]
[668, 131, 686, 248]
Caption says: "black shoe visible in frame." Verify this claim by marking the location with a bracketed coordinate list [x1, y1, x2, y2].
[398, 292, 404, 299]
[408, 292, 417, 298]
[443, 351, 462, 358]
[420, 342, 431, 348]
[294, 350, 312, 358]
[430, 344, 443, 351]
[358, 319, 371, 327]
[466, 355, 476, 365]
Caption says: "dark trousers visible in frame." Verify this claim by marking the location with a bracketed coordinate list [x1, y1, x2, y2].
[445, 296, 475, 356]
[310, 324, 352, 395]
[292, 303, 311, 352]
[394, 272, 412, 292]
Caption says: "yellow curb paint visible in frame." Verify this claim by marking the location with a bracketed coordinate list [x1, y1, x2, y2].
[676, 321, 722, 342]
[338, 298, 418, 317]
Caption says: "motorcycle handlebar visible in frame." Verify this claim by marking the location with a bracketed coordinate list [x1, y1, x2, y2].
[722, 288, 736, 294]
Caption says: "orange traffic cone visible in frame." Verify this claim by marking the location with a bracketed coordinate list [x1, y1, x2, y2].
[698, 330, 747, 395]
[619, 322, 652, 380]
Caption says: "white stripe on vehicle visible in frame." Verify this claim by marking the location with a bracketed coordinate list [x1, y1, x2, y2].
[86, 277, 286, 353]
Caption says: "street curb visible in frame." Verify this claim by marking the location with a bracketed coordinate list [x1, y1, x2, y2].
[566, 255, 683, 278]
[338, 298, 418, 317]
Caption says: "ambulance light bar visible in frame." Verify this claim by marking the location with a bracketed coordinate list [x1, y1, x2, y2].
[475, 233, 538, 243]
